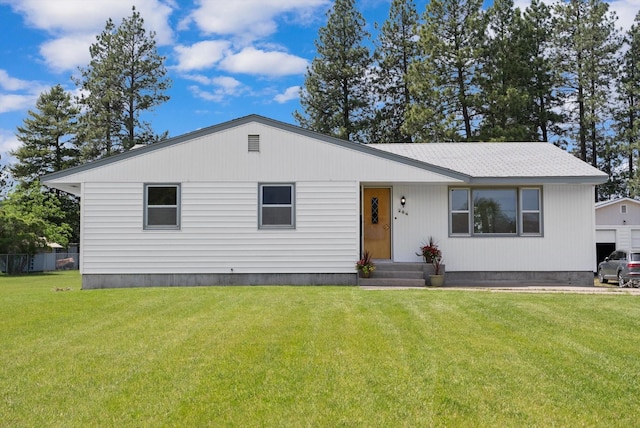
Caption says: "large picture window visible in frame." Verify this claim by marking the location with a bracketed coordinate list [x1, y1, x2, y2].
[145, 184, 180, 230]
[450, 187, 541, 236]
[259, 184, 295, 228]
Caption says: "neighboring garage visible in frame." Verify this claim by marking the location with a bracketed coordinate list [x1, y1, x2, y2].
[595, 198, 640, 268]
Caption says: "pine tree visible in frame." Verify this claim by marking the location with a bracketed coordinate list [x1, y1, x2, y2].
[10, 84, 81, 242]
[554, 0, 621, 168]
[405, 0, 484, 142]
[118, 7, 171, 149]
[76, 18, 122, 159]
[76, 6, 171, 159]
[615, 11, 640, 197]
[369, 0, 420, 143]
[294, 0, 372, 143]
[10, 84, 80, 183]
[476, 0, 532, 141]
[522, 0, 563, 143]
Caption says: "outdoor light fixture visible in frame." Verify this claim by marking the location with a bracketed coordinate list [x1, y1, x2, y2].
[401, 196, 406, 207]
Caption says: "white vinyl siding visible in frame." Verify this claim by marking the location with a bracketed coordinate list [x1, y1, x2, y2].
[81, 181, 358, 274]
[392, 184, 594, 272]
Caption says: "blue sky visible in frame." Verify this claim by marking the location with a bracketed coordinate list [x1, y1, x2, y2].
[0, 0, 637, 169]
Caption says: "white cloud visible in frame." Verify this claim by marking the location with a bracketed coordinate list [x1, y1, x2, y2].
[0, 70, 48, 114]
[211, 76, 242, 92]
[0, 94, 38, 114]
[274, 86, 300, 103]
[174, 40, 231, 72]
[4, 0, 174, 42]
[609, 0, 639, 33]
[39, 34, 96, 74]
[186, 0, 329, 42]
[187, 75, 244, 102]
[2, 0, 175, 73]
[182, 74, 215, 85]
[0, 128, 20, 162]
[220, 47, 308, 77]
[513, 0, 637, 33]
[0, 70, 32, 91]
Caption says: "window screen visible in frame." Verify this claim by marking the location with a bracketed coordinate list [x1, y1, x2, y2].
[145, 184, 180, 229]
[259, 184, 294, 228]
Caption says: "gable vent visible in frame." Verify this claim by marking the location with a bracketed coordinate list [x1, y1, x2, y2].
[248, 134, 260, 152]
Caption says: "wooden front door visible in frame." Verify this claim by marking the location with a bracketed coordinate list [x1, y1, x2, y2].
[363, 188, 391, 259]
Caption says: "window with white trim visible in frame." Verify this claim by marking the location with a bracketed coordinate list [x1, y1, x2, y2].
[259, 184, 295, 228]
[144, 184, 180, 230]
[449, 187, 542, 236]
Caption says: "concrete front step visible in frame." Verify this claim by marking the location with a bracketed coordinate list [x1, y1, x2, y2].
[374, 270, 424, 279]
[359, 277, 426, 287]
[374, 262, 424, 272]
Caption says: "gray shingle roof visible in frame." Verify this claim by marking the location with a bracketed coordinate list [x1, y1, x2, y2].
[368, 142, 607, 183]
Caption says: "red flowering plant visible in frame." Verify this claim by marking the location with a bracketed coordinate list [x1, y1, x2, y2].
[355, 250, 376, 276]
[417, 236, 441, 263]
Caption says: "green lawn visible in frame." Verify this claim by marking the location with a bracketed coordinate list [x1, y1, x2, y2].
[2, 271, 640, 427]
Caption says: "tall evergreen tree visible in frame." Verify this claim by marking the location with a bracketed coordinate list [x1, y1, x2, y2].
[405, 0, 484, 142]
[294, 0, 372, 143]
[522, 0, 563, 143]
[476, 0, 533, 141]
[615, 11, 640, 197]
[10, 84, 80, 182]
[369, 0, 420, 143]
[76, 6, 171, 159]
[118, 7, 171, 149]
[76, 17, 122, 159]
[10, 84, 81, 242]
[554, 0, 621, 168]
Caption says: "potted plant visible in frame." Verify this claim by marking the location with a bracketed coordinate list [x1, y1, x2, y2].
[417, 236, 441, 263]
[356, 251, 376, 278]
[429, 256, 445, 287]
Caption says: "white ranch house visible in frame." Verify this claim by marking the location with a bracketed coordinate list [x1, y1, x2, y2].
[43, 115, 607, 289]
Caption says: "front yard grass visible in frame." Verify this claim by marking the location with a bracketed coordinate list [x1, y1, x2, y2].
[2, 271, 640, 426]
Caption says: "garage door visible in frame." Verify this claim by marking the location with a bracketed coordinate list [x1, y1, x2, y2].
[632, 230, 640, 248]
[596, 229, 616, 243]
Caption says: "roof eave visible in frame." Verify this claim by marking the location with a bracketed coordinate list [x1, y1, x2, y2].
[468, 176, 609, 185]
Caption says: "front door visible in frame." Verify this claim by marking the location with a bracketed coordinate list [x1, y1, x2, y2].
[363, 188, 391, 259]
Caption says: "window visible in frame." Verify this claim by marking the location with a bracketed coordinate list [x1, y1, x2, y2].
[473, 189, 516, 234]
[450, 189, 470, 234]
[521, 188, 541, 234]
[449, 187, 542, 236]
[259, 184, 295, 228]
[145, 184, 180, 229]
[621, 204, 628, 214]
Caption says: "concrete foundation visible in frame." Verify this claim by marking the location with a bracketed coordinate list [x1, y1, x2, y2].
[444, 271, 594, 286]
[82, 273, 358, 289]
[81, 270, 594, 289]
